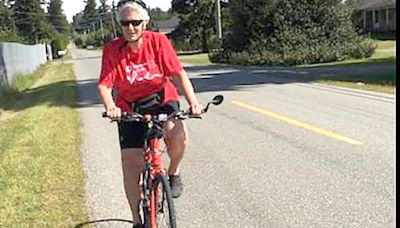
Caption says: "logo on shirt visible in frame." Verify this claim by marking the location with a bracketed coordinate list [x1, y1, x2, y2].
[125, 59, 161, 84]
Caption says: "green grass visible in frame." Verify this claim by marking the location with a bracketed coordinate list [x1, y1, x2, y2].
[2, 65, 47, 96]
[315, 71, 396, 94]
[178, 53, 212, 65]
[375, 40, 396, 50]
[300, 40, 396, 68]
[0, 62, 87, 227]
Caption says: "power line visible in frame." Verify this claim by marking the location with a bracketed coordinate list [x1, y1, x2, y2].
[11, 11, 65, 17]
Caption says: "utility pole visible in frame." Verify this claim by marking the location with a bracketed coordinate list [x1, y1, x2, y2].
[100, 17, 105, 40]
[216, 0, 222, 40]
[92, 23, 96, 38]
[110, 9, 117, 38]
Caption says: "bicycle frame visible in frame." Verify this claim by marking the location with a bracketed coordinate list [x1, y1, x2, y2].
[141, 115, 167, 228]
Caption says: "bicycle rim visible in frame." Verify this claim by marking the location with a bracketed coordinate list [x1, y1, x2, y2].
[151, 174, 177, 228]
[141, 170, 151, 227]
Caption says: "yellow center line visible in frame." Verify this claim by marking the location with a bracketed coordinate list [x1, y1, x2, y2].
[231, 100, 362, 145]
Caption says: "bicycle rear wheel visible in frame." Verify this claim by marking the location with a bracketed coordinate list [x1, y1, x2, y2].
[150, 174, 177, 228]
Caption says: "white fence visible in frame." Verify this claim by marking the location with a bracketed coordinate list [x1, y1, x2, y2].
[0, 42, 49, 89]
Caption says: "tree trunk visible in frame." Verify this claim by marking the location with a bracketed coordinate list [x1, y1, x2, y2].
[201, 27, 209, 53]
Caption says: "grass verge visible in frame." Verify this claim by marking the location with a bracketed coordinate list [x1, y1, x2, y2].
[178, 53, 212, 65]
[299, 40, 396, 67]
[315, 70, 396, 94]
[0, 61, 87, 227]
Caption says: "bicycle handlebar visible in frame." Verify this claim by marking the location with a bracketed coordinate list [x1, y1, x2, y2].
[102, 95, 224, 123]
[102, 109, 197, 123]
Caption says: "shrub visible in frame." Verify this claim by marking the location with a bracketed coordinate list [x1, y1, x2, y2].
[217, 0, 375, 66]
[345, 38, 377, 59]
[51, 38, 68, 58]
[84, 37, 97, 47]
[74, 37, 83, 47]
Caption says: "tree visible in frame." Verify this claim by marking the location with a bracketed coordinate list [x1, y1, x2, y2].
[99, 0, 109, 15]
[223, 0, 273, 52]
[0, 0, 15, 30]
[47, 0, 69, 35]
[98, 0, 115, 41]
[219, 0, 375, 65]
[82, 0, 98, 31]
[149, 7, 170, 21]
[171, 0, 216, 52]
[72, 11, 85, 33]
[12, 0, 56, 43]
[0, 0, 22, 41]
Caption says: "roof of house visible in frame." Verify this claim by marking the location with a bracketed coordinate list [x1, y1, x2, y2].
[151, 15, 180, 34]
[356, 0, 396, 10]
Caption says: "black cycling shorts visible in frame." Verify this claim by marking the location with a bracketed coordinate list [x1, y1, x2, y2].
[117, 100, 180, 149]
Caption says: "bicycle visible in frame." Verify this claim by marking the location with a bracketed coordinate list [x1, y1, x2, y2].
[102, 95, 224, 228]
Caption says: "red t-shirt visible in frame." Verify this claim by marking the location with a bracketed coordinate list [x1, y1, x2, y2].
[98, 31, 183, 112]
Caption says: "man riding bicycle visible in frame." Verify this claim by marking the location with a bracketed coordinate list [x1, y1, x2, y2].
[97, 0, 203, 227]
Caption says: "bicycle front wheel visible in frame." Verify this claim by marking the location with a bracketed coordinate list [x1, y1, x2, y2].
[150, 174, 177, 228]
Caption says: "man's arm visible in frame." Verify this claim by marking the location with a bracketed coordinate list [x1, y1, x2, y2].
[172, 70, 203, 115]
[97, 84, 121, 118]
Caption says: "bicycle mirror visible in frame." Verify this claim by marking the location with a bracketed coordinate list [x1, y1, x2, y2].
[212, 95, 224, 105]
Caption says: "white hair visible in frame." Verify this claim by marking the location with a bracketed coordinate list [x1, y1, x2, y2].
[117, 2, 150, 26]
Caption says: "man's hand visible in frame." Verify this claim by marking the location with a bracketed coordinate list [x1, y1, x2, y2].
[106, 105, 122, 120]
[190, 103, 204, 117]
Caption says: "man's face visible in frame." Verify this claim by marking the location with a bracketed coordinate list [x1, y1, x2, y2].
[120, 9, 145, 43]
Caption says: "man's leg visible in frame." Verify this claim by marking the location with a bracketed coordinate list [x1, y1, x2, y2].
[121, 148, 145, 224]
[164, 119, 189, 176]
[164, 119, 188, 198]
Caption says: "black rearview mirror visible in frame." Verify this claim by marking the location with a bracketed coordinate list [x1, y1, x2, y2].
[203, 95, 224, 113]
[212, 95, 224, 105]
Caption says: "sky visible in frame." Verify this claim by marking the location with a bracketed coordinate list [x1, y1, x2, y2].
[62, 0, 172, 22]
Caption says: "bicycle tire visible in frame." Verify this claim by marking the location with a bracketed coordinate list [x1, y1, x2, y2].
[141, 169, 151, 228]
[150, 174, 177, 228]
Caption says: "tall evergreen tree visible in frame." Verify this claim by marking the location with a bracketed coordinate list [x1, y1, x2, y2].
[171, 0, 216, 52]
[72, 12, 85, 33]
[99, 0, 109, 16]
[47, 0, 69, 35]
[0, 0, 22, 41]
[98, 0, 113, 39]
[0, 0, 16, 32]
[82, 0, 98, 31]
[149, 7, 170, 21]
[12, 0, 55, 43]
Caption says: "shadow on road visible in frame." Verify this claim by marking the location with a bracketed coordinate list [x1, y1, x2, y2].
[183, 63, 395, 94]
[0, 61, 394, 113]
[74, 218, 134, 227]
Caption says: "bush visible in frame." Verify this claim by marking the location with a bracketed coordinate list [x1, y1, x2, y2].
[171, 38, 202, 52]
[345, 38, 377, 59]
[74, 37, 83, 47]
[217, 0, 375, 66]
[84, 37, 97, 47]
[51, 38, 68, 58]
[209, 51, 230, 63]
[0, 29, 23, 42]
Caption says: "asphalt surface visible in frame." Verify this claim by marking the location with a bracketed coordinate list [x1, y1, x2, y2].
[71, 49, 395, 228]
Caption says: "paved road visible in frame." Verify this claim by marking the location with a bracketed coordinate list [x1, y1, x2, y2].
[71, 49, 395, 228]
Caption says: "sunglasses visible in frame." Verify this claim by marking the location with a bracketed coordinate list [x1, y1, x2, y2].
[120, 20, 144, 27]
[117, 0, 147, 9]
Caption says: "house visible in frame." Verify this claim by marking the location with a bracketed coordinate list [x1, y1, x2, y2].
[353, 0, 396, 34]
[150, 15, 180, 38]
